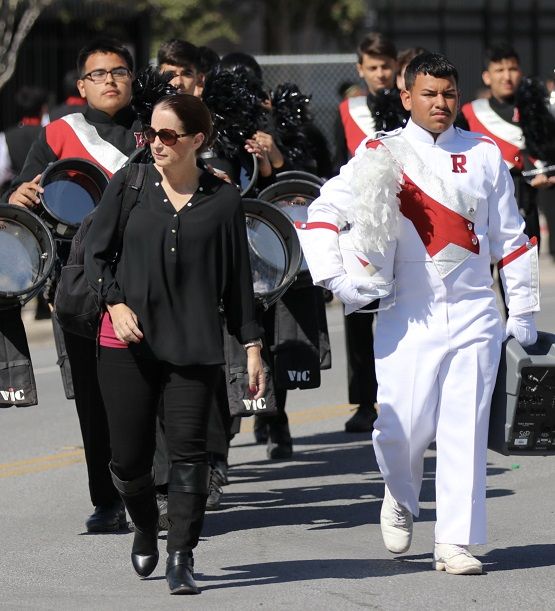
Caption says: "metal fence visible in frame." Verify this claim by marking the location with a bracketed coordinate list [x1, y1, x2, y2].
[256, 54, 358, 158]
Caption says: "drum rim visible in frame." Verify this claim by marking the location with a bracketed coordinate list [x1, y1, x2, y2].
[38, 157, 109, 228]
[258, 178, 321, 204]
[200, 151, 259, 197]
[275, 169, 325, 186]
[0, 203, 56, 300]
[242, 198, 303, 307]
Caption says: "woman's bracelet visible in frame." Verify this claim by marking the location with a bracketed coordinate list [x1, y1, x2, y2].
[244, 338, 263, 350]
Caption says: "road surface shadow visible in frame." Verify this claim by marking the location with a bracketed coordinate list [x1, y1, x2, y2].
[205, 430, 513, 538]
[194, 557, 430, 591]
[483, 544, 555, 571]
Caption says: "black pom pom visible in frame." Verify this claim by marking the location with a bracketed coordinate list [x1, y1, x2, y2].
[270, 83, 312, 164]
[370, 88, 409, 132]
[516, 77, 555, 164]
[132, 66, 178, 126]
[202, 66, 266, 158]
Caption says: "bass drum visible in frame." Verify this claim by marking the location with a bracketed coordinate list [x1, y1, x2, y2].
[200, 150, 258, 196]
[258, 178, 321, 287]
[0, 204, 55, 310]
[38, 157, 109, 239]
[242, 198, 302, 309]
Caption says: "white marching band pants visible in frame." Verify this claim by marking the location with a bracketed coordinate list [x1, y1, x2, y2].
[371, 259, 504, 545]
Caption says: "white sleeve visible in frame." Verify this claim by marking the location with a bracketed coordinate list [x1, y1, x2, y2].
[488, 151, 540, 315]
[296, 155, 358, 284]
[0, 133, 14, 186]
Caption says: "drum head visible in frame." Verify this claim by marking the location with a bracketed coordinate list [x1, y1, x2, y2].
[258, 179, 321, 280]
[0, 204, 55, 308]
[39, 158, 109, 237]
[242, 199, 302, 308]
[200, 150, 258, 196]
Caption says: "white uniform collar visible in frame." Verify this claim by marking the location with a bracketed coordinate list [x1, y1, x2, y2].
[402, 118, 457, 145]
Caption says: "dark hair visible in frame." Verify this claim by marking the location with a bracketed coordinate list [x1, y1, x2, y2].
[397, 47, 428, 72]
[197, 45, 220, 75]
[15, 86, 48, 119]
[77, 37, 134, 75]
[357, 32, 397, 63]
[157, 39, 200, 71]
[220, 52, 263, 83]
[154, 94, 213, 152]
[404, 53, 459, 90]
[483, 43, 520, 70]
[62, 69, 79, 98]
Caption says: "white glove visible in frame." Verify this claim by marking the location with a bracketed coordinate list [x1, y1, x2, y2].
[505, 313, 538, 346]
[323, 274, 376, 311]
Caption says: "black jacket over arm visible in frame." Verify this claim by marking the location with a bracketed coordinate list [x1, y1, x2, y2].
[85, 164, 262, 366]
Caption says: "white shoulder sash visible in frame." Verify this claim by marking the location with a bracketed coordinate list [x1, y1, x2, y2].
[347, 97, 376, 136]
[61, 113, 129, 175]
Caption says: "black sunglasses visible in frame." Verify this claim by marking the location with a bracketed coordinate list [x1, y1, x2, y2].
[143, 126, 191, 146]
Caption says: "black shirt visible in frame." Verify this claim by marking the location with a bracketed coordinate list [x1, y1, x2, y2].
[85, 164, 261, 366]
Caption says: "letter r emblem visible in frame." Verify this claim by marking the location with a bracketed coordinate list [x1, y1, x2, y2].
[451, 154, 467, 173]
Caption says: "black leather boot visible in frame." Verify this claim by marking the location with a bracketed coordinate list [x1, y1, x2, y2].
[85, 500, 127, 533]
[166, 551, 199, 595]
[166, 462, 210, 595]
[110, 465, 159, 578]
[344, 404, 378, 433]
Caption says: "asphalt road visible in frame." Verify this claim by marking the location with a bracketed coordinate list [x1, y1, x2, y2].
[1, 256, 555, 610]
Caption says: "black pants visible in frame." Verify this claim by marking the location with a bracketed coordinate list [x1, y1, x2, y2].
[154, 368, 231, 489]
[97, 347, 218, 481]
[64, 331, 119, 507]
[344, 312, 378, 407]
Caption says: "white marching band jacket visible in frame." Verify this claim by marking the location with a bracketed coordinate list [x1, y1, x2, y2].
[297, 119, 540, 316]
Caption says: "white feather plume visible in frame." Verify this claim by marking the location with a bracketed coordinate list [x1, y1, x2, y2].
[348, 144, 403, 255]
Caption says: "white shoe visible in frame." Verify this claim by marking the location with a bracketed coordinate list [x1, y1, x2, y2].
[380, 486, 413, 553]
[433, 544, 483, 575]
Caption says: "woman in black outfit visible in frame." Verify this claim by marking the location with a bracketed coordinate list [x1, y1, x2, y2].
[85, 94, 265, 595]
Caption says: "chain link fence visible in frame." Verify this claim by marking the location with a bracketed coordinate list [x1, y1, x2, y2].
[256, 54, 359, 160]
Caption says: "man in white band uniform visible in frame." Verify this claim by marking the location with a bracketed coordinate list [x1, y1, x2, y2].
[297, 53, 539, 575]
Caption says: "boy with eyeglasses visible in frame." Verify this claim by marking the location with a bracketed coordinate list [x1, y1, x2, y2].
[6, 37, 143, 535]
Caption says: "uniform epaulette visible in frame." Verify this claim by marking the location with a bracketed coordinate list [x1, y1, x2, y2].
[455, 127, 496, 146]
[375, 127, 403, 140]
[364, 128, 402, 149]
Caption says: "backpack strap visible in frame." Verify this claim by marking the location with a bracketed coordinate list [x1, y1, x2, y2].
[116, 162, 147, 244]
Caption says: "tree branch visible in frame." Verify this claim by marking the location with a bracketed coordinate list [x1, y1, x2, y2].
[0, 0, 53, 91]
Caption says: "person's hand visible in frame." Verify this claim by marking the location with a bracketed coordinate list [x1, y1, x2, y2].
[205, 164, 233, 185]
[530, 173, 555, 189]
[323, 274, 376, 310]
[244, 138, 272, 177]
[246, 346, 266, 400]
[107, 303, 144, 344]
[505, 313, 537, 346]
[8, 174, 43, 208]
[253, 130, 284, 169]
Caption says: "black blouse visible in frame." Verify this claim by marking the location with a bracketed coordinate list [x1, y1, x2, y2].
[85, 164, 261, 366]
